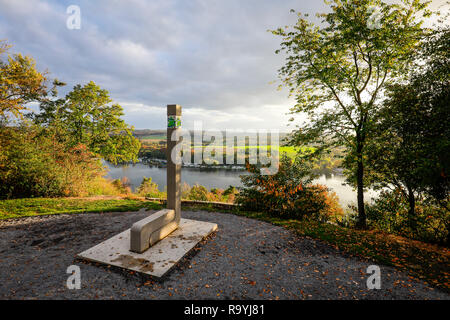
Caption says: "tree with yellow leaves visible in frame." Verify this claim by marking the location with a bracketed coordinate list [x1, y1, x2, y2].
[0, 40, 48, 122]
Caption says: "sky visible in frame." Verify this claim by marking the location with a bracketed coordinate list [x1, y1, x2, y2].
[0, 0, 448, 130]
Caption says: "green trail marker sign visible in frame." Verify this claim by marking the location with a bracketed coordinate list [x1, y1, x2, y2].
[167, 115, 181, 128]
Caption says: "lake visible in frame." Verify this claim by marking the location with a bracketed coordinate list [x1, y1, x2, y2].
[105, 162, 379, 209]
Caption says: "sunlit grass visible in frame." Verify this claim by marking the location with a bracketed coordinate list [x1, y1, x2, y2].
[0, 197, 162, 220]
[188, 145, 314, 157]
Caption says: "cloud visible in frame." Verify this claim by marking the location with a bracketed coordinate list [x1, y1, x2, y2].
[118, 101, 296, 130]
[0, 0, 323, 130]
[2, 0, 446, 130]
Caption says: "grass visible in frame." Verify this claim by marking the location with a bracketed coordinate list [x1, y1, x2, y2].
[139, 135, 166, 144]
[138, 134, 166, 140]
[188, 145, 314, 158]
[0, 197, 163, 220]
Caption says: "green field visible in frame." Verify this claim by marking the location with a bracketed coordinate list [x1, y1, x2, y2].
[139, 135, 167, 144]
[139, 135, 166, 140]
[189, 145, 314, 158]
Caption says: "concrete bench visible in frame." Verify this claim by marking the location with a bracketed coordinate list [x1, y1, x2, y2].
[130, 209, 179, 253]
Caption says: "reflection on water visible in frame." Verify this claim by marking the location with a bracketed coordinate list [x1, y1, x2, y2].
[312, 174, 379, 209]
[106, 162, 245, 191]
[105, 162, 378, 209]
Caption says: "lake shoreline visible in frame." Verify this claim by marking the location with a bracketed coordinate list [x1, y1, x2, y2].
[104, 161, 379, 209]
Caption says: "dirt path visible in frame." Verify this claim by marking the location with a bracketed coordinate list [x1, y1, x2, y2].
[0, 209, 447, 299]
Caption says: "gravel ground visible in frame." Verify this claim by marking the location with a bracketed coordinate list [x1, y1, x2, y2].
[0, 209, 448, 300]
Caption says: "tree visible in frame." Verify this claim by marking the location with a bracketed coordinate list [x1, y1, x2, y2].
[271, 0, 433, 227]
[366, 28, 449, 226]
[0, 40, 49, 122]
[188, 184, 209, 201]
[0, 123, 103, 199]
[35, 81, 141, 164]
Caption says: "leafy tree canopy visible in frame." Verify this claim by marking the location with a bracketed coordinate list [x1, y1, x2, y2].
[271, 0, 434, 227]
[366, 28, 449, 213]
[0, 40, 50, 122]
[35, 81, 141, 164]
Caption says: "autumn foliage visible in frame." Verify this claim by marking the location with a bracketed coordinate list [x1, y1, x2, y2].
[0, 124, 104, 198]
[237, 154, 343, 221]
[365, 189, 450, 245]
[0, 40, 49, 121]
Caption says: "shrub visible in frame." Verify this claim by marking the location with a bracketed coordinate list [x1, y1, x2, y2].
[136, 176, 161, 198]
[236, 154, 343, 221]
[366, 189, 449, 245]
[187, 184, 208, 201]
[0, 125, 103, 198]
[85, 177, 122, 196]
[222, 185, 238, 203]
[206, 188, 224, 202]
[224, 186, 237, 196]
[181, 182, 191, 199]
[179, 183, 236, 203]
[111, 177, 132, 195]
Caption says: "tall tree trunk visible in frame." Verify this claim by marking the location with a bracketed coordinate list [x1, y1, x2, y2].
[356, 137, 366, 229]
[446, 225, 450, 247]
[406, 184, 416, 232]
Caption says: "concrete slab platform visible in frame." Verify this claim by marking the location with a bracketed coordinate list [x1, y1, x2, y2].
[77, 218, 218, 278]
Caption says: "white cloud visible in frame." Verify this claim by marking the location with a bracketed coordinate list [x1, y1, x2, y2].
[1, 0, 445, 130]
[119, 100, 296, 131]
